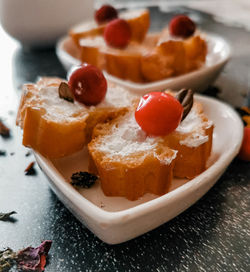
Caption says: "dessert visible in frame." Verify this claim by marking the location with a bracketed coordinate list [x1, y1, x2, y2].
[16, 76, 138, 158]
[16, 66, 213, 200]
[79, 34, 159, 82]
[88, 111, 177, 200]
[69, 8, 150, 47]
[68, 7, 207, 83]
[88, 91, 213, 200]
[79, 30, 206, 82]
[141, 29, 207, 81]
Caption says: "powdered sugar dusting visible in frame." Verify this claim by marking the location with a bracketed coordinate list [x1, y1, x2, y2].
[120, 9, 147, 20]
[98, 83, 138, 108]
[97, 113, 176, 165]
[98, 113, 157, 155]
[176, 106, 213, 147]
[154, 149, 178, 165]
[180, 133, 209, 147]
[37, 86, 87, 122]
[80, 36, 105, 47]
[35, 82, 137, 122]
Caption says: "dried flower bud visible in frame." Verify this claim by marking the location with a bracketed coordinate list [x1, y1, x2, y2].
[176, 89, 194, 121]
[71, 171, 98, 188]
[58, 82, 74, 103]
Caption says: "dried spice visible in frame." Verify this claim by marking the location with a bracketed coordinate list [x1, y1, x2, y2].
[202, 86, 220, 98]
[58, 82, 74, 103]
[24, 162, 37, 176]
[0, 211, 17, 221]
[0, 150, 6, 156]
[25, 151, 31, 157]
[71, 171, 98, 188]
[0, 248, 17, 272]
[17, 240, 52, 272]
[176, 88, 193, 121]
[0, 120, 10, 138]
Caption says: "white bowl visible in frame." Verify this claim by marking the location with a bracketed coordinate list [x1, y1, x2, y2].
[0, 0, 93, 47]
[34, 95, 243, 244]
[56, 33, 231, 93]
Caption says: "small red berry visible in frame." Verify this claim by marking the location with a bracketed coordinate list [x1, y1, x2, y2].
[238, 127, 250, 161]
[135, 92, 183, 136]
[68, 64, 107, 106]
[104, 18, 131, 48]
[95, 5, 118, 24]
[169, 15, 196, 38]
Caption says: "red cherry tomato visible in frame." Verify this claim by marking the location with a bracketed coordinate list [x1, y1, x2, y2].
[169, 15, 196, 38]
[104, 18, 131, 48]
[95, 5, 118, 24]
[135, 92, 183, 136]
[238, 127, 250, 161]
[68, 64, 107, 106]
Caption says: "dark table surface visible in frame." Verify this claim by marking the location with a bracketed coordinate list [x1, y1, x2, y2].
[0, 6, 249, 272]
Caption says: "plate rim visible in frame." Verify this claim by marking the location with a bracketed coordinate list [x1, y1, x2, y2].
[34, 94, 243, 226]
[56, 32, 231, 91]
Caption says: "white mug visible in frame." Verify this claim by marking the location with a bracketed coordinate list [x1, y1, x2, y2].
[0, 0, 94, 47]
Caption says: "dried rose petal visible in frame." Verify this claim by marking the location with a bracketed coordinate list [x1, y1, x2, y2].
[17, 240, 52, 271]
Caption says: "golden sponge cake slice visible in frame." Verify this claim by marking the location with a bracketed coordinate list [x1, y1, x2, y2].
[79, 31, 207, 83]
[16, 77, 138, 158]
[88, 111, 177, 201]
[165, 101, 213, 178]
[88, 96, 213, 200]
[80, 34, 158, 82]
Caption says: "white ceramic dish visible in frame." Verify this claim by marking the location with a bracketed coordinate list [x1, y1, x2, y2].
[56, 33, 231, 94]
[34, 95, 243, 244]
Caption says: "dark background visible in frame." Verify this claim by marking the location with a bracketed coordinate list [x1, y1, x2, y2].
[0, 6, 249, 272]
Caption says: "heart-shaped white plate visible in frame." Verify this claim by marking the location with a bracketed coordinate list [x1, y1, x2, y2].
[56, 33, 231, 94]
[34, 95, 243, 244]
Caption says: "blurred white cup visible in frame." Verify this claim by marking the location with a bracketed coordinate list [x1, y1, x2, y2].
[0, 0, 94, 47]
